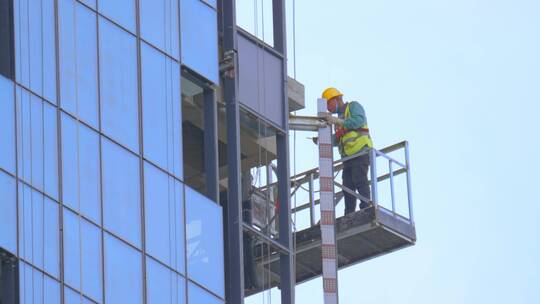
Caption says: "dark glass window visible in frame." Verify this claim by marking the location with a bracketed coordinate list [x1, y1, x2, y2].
[0, 75, 15, 174]
[141, 42, 182, 178]
[0, 171, 16, 254]
[104, 233, 143, 304]
[0, 0, 14, 79]
[58, 0, 99, 128]
[1, 249, 18, 304]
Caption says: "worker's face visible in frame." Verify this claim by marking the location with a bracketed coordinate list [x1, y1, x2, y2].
[327, 96, 341, 113]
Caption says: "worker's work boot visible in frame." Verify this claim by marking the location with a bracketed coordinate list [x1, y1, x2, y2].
[359, 201, 370, 210]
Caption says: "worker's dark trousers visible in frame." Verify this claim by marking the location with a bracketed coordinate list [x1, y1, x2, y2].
[342, 152, 371, 215]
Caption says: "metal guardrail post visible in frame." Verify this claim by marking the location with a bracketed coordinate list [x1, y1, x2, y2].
[309, 173, 315, 227]
[370, 148, 379, 208]
[404, 141, 414, 224]
[389, 160, 396, 214]
[267, 164, 274, 235]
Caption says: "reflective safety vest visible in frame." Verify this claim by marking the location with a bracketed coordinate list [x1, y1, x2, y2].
[338, 103, 373, 156]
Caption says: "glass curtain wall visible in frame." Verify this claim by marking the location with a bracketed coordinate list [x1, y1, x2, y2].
[0, 0, 224, 303]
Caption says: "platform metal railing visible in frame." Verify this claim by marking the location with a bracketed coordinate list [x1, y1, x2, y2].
[284, 140, 414, 228]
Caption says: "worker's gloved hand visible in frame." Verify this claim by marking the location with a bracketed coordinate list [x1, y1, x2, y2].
[312, 137, 318, 145]
[325, 114, 344, 126]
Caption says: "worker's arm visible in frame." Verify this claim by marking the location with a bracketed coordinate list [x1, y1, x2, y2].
[342, 101, 367, 129]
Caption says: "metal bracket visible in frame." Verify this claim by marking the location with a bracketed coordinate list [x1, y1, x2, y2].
[289, 115, 328, 131]
[220, 50, 236, 79]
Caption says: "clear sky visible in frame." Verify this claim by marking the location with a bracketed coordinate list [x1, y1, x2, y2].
[283, 0, 540, 303]
[241, 0, 540, 303]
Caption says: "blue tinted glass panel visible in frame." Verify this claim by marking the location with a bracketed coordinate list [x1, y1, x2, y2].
[63, 208, 82, 290]
[64, 287, 82, 304]
[65, 287, 95, 304]
[0, 76, 15, 173]
[188, 282, 223, 304]
[80, 0, 96, 9]
[44, 275, 62, 303]
[202, 0, 216, 8]
[141, 43, 182, 178]
[180, 0, 219, 83]
[58, 0, 99, 128]
[186, 187, 224, 297]
[13, 0, 56, 103]
[19, 261, 32, 303]
[18, 184, 60, 278]
[19, 262, 61, 304]
[99, 18, 139, 152]
[44, 197, 60, 278]
[102, 138, 141, 247]
[64, 211, 102, 303]
[16, 88, 59, 200]
[0, 172, 16, 254]
[61, 114, 101, 223]
[146, 257, 186, 304]
[144, 162, 184, 272]
[80, 219, 103, 302]
[98, 0, 136, 33]
[104, 233, 143, 304]
[43, 100, 59, 199]
[140, 0, 179, 59]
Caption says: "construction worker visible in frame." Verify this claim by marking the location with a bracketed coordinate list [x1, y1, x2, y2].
[320, 87, 373, 215]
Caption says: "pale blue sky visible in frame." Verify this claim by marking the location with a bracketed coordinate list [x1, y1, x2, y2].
[241, 0, 540, 303]
[287, 0, 540, 303]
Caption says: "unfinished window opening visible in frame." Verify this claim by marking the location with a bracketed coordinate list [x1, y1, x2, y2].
[238, 109, 283, 297]
[181, 72, 221, 199]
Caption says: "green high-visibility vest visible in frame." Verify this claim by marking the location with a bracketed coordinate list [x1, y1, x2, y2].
[339, 104, 373, 156]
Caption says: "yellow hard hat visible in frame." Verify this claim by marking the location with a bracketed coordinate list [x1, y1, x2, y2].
[322, 87, 343, 101]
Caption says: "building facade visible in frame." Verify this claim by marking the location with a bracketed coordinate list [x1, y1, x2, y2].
[1, 0, 295, 303]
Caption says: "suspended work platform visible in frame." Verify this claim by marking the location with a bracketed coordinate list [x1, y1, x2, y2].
[248, 203, 416, 295]
[291, 204, 415, 285]
[246, 138, 416, 296]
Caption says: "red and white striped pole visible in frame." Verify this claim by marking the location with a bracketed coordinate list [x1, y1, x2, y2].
[318, 98, 339, 304]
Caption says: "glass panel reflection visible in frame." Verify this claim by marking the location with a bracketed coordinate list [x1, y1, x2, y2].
[186, 186, 224, 297]
[144, 162, 185, 272]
